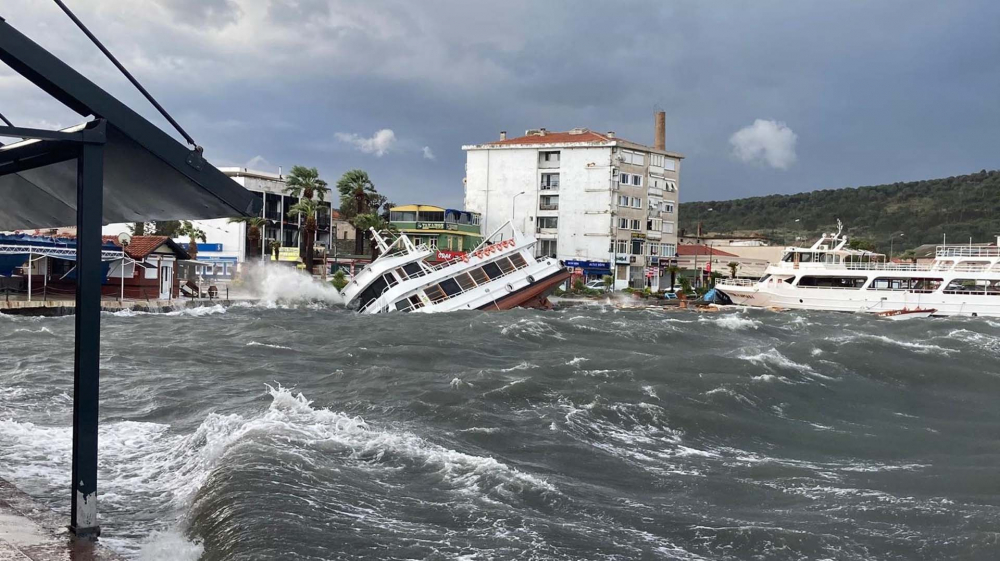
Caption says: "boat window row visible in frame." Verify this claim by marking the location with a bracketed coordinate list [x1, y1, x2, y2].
[942, 279, 1000, 295]
[403, 253, 530, 310]
[867, 277, 942, 293]
[781, 252, 842, 264]
[796, 276, 867, 289]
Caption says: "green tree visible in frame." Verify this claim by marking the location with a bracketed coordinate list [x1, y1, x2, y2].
[129, 222, 146, 236]
[284, 165, 330, 202]
[602, 275, 613, 292]
[177, 221, 207, 260]
[666, 265, 680, 291]
[228, 216, 267, 260]
[352, 212, 393, 259]
[287, 199, 319, 272]
[331, 268, 348, 291]
[152, 220, 182, 238]
[336, 169, 378, 255]
[727, 261, 740, 279]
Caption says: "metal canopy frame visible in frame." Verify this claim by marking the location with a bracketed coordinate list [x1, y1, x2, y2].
[0, 14, 261, 539]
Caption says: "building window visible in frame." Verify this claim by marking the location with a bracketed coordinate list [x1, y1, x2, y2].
[661, 243, 676, 257]
[616, 239, 628, 254]
[619, 172, 630, 185]
[666, 181, 677, 192]
[664, 201, 675, 213]
[537, 216, 558, 229]
[618, 195, 629, 206]
[539, 239, 558, 256]
[630, 219, 640, 230]
[618, 217, 629, 229]
[541, 151, 560, 162]
[541, 173, 559, 189]
[632, 175, 642, 187]
[650, 153, 665, 168]
[631, 239, 644, 255]
[648, 218, 662, 231]
[621, 150, 645, 166]
[630, 197, 641, 208]
[663, 159, 676, 172]
[649, 244, 659, 256]
[663, 221, 675, 234]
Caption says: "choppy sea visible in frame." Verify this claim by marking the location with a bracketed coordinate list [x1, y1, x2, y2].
[2, 291, 1000, 559]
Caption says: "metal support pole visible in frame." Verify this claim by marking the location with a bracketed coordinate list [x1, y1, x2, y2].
[70, 141, 103, 538]
[27, 250, 32, 302]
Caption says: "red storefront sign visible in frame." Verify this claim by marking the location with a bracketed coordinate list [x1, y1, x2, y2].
[435, 249, 467, 261]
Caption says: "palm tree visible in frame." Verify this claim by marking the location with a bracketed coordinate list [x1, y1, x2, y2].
[178, 221, 207, 260]
[284, 165, 330, 202]
[727, 261, 740, 279]
[336, 169, 377, 255]
[287, 199, 319, 272]
[228, 216, 267, 259]
[666, 265, 680, 291]
[353, 213, 393, 260]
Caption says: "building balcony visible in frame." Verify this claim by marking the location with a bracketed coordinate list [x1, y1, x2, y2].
[540, 183, 559, 192]
[646, 230, 662, 240]
[535, 227, 558, 238]
[538, 160, 560, 170]
[539, 203, 559, 211]
[647, 187, 664, 198]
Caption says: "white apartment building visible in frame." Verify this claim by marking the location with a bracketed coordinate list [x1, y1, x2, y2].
[462, 113, 682, 290]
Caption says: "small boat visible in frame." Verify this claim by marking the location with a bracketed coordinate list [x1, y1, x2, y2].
[871, 307, 937, 320]
[341, 221, 571, 314]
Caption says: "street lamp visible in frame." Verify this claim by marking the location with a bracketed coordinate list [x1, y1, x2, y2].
[889, 232, 904, 262]
[511, 191, 526, 222]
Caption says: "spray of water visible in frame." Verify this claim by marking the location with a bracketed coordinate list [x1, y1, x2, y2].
[236, 263, 344, 305]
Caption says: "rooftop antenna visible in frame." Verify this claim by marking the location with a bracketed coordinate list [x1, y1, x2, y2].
[51, 0, 200, 150]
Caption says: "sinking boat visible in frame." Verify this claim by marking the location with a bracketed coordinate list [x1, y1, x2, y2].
[871, 308, 937, 320]
[341, 222, 571, 314]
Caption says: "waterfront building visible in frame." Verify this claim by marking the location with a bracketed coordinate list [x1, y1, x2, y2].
[463, 112, 682, 290]
[676, 243, 770, 284]
[388, 205, 483, 261]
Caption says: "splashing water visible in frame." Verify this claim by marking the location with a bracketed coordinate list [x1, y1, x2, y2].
[237, 263, 343, 305]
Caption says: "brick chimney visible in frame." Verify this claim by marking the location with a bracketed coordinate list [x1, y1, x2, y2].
[654, 111, 665, 150]
[500, 130, 506, 141]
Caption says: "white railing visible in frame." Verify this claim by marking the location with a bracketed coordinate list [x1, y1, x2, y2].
[937, 245, 1000, 258]
[380, 258, 543, 313]
[717, 278, 756, 287]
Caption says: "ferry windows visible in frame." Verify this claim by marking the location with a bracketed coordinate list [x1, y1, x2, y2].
[425, 284, 448, 302]
[395, 300, 411, 312]
[402, 262, 423, 279]
[797, 276, 866, 289]
[509, 253, 528, 269]
[944, 279, 987, 294]
[439, 278, 462, 297]
[357, 276, 389, 310]
[869, 277, 943, 292]
[383, 273, 398, 288]
[455, 273, 477, 291]
[408, 295, 424, 309]
[469, 267, 490, 285]
[482, 261, 503, 279]
[497, 258, 516, 274]
[758, 274, 771, 283]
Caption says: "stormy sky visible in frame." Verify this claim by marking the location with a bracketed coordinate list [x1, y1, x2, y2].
[2, 1, 998, 208]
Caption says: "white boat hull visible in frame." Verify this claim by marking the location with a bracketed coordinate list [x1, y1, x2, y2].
[718, 284, 1000, 317]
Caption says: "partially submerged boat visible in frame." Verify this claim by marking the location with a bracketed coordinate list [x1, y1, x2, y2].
[871, 308, 937, 320]
[341, 222, 571, 314]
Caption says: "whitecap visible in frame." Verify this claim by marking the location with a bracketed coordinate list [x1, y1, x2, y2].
[245, 341, 294, 350]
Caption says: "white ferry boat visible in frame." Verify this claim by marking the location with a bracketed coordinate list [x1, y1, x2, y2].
[715, 222, 1000, 317]
[340, 222, 571, 314]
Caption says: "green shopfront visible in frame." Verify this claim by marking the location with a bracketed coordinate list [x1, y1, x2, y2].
[389, 205, 483, 261]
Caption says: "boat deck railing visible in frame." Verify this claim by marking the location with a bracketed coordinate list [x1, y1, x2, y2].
[936, 245, 1000, 258]
[716, 278, 755, 287]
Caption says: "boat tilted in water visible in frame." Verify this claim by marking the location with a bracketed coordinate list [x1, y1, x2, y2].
[341, 222, 571, 314]
[716, 221, 1000, 318]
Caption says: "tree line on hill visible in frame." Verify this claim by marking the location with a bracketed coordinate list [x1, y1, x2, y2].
[131, 167, 394, 263]
[680, 170, 1000, 256]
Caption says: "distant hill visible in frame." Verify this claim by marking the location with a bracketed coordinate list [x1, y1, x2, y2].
[679, 170, 1000, 254]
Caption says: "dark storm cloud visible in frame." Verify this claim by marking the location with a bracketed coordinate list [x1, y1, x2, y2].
[3, 0, 999, 208]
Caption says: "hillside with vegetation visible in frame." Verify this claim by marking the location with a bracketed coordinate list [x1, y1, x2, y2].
[680, 170, 1000, 255]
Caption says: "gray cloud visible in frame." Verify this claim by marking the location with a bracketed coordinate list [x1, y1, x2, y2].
[3, 0, 999, 208]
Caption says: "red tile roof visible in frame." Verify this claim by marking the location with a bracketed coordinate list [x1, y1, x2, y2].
[677, 244, 738, 257]
[486, 129, 620, 146]
[103, 235, 188, 259]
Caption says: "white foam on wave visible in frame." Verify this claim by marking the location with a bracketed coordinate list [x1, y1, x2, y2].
[12, 326, 54, 335]
[165, 304, 227, 317]
[245, 341, 294, 350]
[641, 385, 659, 399]
[739, 348, 833, 381]
[828, 333, 954, 355]
[566, 356, 589, 366]
[135, 530, 204, 561]
[499, 361, 538, 372]
[499, 318, 566, 341]
[0, 384, 557, 557]
[702, 314, 761, 331]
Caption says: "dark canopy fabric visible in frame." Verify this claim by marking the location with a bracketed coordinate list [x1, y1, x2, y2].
[0, 254, 27, 277]
[0, 18, 261, 230]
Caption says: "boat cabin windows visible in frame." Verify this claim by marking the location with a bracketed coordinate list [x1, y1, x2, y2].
[384, 272, 398, 288]
[758, 274, 771, 283]
[400, 262, 424, 279]
[509, 253, 528, 269]
[439, 278, 462, 297]
[481, 261, 504, 279]
[943, 279, 999, 294]
[469, 267, 490, 285]
[357, 275, 390, 310]
[455, 273, 477, 291]
[424, 284, 448, 303]
[796, 276, 866, 289]
[496, 257, 517, 275]
[868, 277, 943, 293]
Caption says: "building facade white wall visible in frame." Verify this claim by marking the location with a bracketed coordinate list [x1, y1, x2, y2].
[464, 130, 682, 290]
